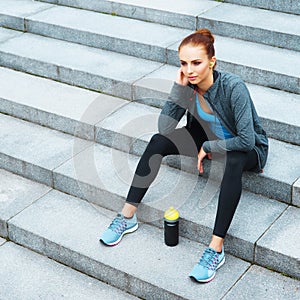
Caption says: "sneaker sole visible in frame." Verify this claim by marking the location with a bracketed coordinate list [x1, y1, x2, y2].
[190, 256, 225, 283]
[99, 223, 139, 246]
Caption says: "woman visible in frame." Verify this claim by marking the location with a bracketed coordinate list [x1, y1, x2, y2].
[100, 29, 268, 283]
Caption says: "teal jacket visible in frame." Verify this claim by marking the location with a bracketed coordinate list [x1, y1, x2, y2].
[158, 70, 268, 172]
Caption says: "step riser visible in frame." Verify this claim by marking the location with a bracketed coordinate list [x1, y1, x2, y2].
[223, 0, 300, 15]
[7, 224, 182, 300]
[198, 18, 300, 52]
[25, 20, 167, 63]
[0, 51, 133, 99]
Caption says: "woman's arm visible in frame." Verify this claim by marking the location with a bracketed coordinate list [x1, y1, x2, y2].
[202, 82, 255, 153]
[158, 70, 194, 135]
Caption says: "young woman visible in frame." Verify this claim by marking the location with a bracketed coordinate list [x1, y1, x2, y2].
[100, 29, 268, 283]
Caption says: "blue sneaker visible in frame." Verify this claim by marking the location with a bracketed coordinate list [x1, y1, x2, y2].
[99, 213, 138, 246]
[189, 246, 225, 283]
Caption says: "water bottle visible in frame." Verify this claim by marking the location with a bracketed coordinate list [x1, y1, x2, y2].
[164, 207, 179, 247]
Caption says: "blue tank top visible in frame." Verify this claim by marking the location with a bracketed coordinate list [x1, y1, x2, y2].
[196, 94, 233, 139]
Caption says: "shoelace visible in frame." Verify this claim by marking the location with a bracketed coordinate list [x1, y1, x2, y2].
[198, 248, 219, 271]
[108, 214, 127, 234]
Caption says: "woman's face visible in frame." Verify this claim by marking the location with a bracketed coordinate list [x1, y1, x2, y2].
[179, 44, 215, 86]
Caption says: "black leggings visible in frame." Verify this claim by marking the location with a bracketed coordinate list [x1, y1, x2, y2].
[126, 124, 258, 238]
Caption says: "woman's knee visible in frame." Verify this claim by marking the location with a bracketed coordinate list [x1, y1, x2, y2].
[147, 133, 172, 155]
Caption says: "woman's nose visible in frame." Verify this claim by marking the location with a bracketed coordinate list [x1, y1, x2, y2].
[187, 64, 193, 74]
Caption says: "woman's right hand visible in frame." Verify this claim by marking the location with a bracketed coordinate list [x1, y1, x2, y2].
[176, 68, 189, 86]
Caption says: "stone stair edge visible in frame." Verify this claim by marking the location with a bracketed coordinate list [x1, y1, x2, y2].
[5, 187, 300, 296]
[1, 100, 300, 207]
[0, 27, 299, 95]
[0, 159, 299, 282]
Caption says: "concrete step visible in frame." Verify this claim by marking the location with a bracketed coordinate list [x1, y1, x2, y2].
[222, 0, 300, 16]
[1, 113, 299, 268]
[0, 67, 298, 148]
[1, 95, 300, 205]
[0, 29, 164, 99]
[0, 241, 139, 299]
[0, 27, 299, 98]
[0, 93, 299, 204]
[6, 188, 300, 297]
[197, 3, 300, 51]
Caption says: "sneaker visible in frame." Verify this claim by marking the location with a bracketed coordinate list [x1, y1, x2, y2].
[189, 246, 225, 283]
[99, 213, 138, 246]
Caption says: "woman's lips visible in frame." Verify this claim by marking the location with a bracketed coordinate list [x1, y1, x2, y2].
[188, 76, 197, 81]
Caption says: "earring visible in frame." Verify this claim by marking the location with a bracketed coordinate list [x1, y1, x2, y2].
[209, 62, 214, 68]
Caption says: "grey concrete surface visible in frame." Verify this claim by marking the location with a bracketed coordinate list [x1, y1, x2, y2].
[0, 242, 139, 300]
[39, 0, 220, 29]
[0, 31, 164, 99]
[0, 169, 51, 237]
[0, 27, 23, 43]
[0, 67, 128, 140]
[26, 5, 192, 62]
[256, 206, 300, 279]
[198, 3, 300, 51]
[293, 178, 300, 207]
[223, 265, 300, 300]
[8, 189, 251, 300]
[0, 0, 53, 30]
[0, 114, 92, 185]
[223, 0, 300, 15]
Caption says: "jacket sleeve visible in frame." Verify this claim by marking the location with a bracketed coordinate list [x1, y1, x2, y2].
[158, 82, 194, 135]
[202, 82, 255, 153]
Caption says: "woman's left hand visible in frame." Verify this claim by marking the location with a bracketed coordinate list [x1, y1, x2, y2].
[197, 147, 209, 174]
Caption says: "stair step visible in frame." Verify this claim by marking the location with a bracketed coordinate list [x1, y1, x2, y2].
[1, 92, 300, 205]
[0, 30, 163, 99]
[0, 169, 51, 237]
[25, 4, 192, 63]
[7, 188, 299, 299]
[222, 0, 300, 15]
[0, 242, 139, 299]
[0, 114, 294, 262]
[35, 0, 220, 30]
[198, 2, 300, 51]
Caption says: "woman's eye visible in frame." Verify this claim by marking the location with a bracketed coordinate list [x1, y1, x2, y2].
[180, 62, 186, 66]
[194, 62, 201, 65]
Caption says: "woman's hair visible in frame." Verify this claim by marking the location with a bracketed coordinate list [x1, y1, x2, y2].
[178, 28, 215, 62]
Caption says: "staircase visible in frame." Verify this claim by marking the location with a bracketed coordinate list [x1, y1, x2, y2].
[0, 0, 299, 299]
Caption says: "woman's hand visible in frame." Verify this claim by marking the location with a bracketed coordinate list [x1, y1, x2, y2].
[176, 68, 189, 86]
[197, 147, 211, 174]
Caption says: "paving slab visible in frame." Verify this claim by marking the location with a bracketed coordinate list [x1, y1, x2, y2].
[168, 36, 300, 94]
[198, 3, 300, 51]
[26, 5, 192, 62]
[256, 206, 300, 279]
[0, 27, 23, 43]
[8, 189, 251, 300]
[293, 177, 300, 207]
[0, 30, 163, 99]
[0, 114, 92, 186]
[0, 67, 128, 140]
[0, 169, 51, 237]
[223, 265, 300, 300]
[40, 0, 220, 29]
[223, 0, 300, 15]
[0, 242, 139, 300]
[0, 0, 54, 30]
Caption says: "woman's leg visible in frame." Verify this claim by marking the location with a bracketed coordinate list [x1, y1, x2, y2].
[124, 125, 208, 215]
[210, 150, 258, 249]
